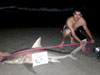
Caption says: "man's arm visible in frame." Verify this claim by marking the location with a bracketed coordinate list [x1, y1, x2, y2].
[82, 19, 95, 43]
[67, 20, 82, 43]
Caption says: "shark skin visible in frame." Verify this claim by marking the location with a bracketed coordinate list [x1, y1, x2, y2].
[2, 37, 87, 64]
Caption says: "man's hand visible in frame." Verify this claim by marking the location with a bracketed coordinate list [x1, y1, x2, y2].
[91, 39, 95, 43]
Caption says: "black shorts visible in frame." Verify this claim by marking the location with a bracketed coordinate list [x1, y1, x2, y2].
[75, 26, 87, 40]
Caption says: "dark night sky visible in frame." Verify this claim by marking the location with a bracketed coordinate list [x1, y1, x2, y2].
[0, 0, 99, 33]
[0, 0, 98, 7]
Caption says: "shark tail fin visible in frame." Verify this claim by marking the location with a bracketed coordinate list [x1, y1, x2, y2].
[31, 37, 42, 48]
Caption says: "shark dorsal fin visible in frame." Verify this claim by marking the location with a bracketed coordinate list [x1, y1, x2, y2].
[31, 37, 42, 48]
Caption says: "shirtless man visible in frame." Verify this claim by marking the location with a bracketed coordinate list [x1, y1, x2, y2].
[60, 9, 95, 50]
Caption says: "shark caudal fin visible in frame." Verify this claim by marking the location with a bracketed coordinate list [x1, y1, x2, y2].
[31, 37, 42, 48]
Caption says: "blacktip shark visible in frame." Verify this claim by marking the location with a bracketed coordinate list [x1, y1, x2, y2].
[2, 37, 87, 64]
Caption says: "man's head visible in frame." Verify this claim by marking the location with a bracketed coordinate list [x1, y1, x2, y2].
[73, 10, 82, 21]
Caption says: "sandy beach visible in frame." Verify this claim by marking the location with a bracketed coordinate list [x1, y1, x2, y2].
[0, 27, 100, 75]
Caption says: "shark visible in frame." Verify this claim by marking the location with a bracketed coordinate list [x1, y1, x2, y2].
[1, 37, 87, 64]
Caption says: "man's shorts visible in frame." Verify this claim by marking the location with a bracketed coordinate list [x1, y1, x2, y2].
[75, 26, 87, 40]
[61, 26, 69, 33]
[61, 26, 87, 40]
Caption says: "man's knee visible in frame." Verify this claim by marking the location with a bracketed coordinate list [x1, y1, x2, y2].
[63, 29, 71, 35]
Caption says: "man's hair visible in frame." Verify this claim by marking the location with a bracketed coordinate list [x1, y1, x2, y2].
[73, 7, 85, 14]
[73, 8, 82, 13]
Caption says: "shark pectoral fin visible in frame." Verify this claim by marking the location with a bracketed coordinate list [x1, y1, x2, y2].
[49, 59, 60, 63]
[31, 37, 42, 48]
[23, 64, 37, 74]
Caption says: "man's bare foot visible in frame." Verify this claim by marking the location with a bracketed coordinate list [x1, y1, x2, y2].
[59, 42, 64, 47]
[70, 37, 75, 44]
[71, 40, 75, 44]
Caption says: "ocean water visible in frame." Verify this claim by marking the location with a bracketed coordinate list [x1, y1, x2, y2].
[0, 6, 98, 34]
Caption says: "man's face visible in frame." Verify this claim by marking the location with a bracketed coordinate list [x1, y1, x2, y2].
[73, 11, 82, 20]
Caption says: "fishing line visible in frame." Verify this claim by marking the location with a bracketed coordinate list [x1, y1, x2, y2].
[1, 41, 91, 62]
[9, 41, 91, 56]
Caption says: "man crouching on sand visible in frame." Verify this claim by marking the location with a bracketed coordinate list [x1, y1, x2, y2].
[59, 9, 95, 51]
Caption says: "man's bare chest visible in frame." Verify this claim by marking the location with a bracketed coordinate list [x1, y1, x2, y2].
[72, 20, 83, 30]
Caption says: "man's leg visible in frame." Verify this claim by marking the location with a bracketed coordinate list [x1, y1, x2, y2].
[70, 36, 75, 43]
[59, 29, 71, 45]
